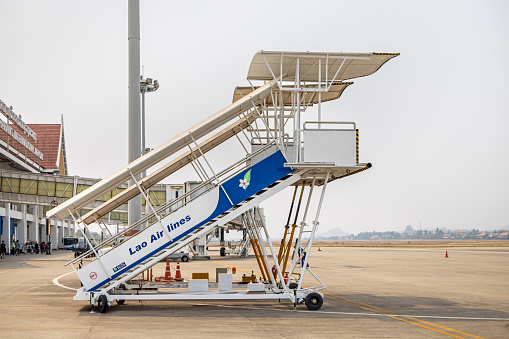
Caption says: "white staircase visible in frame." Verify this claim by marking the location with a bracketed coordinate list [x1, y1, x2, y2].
[46, 50, 398, 311]
[69, 146, 301, 293]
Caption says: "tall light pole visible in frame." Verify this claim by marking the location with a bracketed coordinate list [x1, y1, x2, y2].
[128, 0, 142, 229]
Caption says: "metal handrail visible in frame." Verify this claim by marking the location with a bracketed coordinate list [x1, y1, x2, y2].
[303, 121, 356, 130]
[66, 139, 281, 266]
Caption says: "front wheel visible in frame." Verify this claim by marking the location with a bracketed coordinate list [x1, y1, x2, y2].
[305, 292, 323, 310]
[220, 247, 226, 257]
[181, 255, 189, 262]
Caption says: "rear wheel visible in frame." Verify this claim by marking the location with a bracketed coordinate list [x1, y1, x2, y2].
[116, 284, 126, 305]
[220, 247, 226, 257]
[181, 255, 189, 262]
[305, 292, 323, 310]
[98, 295, 108, 313]
[117, 284, 126, 305]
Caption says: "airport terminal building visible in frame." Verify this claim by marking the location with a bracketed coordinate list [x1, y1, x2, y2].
[0, 98, 185, 252]
[0, 98, 74, 251]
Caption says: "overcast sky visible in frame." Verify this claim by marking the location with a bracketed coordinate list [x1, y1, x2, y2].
[1, 1, 508, 236]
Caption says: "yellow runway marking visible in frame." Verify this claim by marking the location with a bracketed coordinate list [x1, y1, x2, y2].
[218, 261, 486, 339]
[325, 293, 486, 339]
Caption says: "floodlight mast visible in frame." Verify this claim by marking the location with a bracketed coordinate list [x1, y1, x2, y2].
[128, 0, 142, 228]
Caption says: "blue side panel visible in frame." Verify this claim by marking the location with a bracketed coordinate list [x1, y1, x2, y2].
[87, 150, 293, 292]
[211, 151, 292, 217]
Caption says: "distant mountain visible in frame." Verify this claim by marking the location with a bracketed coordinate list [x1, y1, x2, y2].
[316, 227, 348, 239]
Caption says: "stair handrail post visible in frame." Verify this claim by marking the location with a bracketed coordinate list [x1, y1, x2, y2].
[254, 207, 291, 295]
[289, 177, 316, 277]
[297, 171, 330, 291]
[128, 171, 173, 242]
[67, 209, 112, 279]
[189, 134, 234, 206]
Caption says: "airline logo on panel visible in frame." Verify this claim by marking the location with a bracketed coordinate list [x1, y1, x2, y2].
[239, 169, 251, 190]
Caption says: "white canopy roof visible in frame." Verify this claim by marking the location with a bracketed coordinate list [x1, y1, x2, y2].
[247, 51, 399, 82]
[232, 82, 353, 106]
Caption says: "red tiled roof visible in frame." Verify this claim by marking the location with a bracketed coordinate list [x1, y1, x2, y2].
[29, 124, 61, 170]
[0, 123, 61, 171]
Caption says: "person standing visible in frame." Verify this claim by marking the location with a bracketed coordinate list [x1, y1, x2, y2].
[35, 242, 39, 254]
[15, 240, 20, 256]
[0, 240, 6, 259]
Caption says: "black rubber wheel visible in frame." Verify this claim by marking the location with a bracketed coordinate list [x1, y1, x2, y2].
[116, 283, 126, 305]
[98, 295, 108, 313]
[305, 292, 323, 310]
[288, 282, 298, 289]
[181, 255, 189, 262]
[220, 247, 226, 257]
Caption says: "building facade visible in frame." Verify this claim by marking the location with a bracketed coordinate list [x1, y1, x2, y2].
[0, 98, 184, 252]
[0, 98, 72, 251]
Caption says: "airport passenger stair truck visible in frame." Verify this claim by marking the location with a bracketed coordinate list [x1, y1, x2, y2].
[47, 51, 398, 313]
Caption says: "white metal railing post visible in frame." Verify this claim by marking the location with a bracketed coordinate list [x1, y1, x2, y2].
[67, 209, 112, 279]
[318, 58, 322, 129]
[289, 177, 316, 277]
[253, 207, 291, 295]
[326, 58, 347, 91]
[128, 171, 173, 242]
[297, 171, 330, 291]
[294, 57, 301, 163]
[250, 99, 286, 157]
[189, 134, 234, 206]
[186, 143, 210, 182]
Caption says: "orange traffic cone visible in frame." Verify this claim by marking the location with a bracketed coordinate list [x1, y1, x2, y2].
[318, 247, 321, 251]
[445, 250, 449, 258]
[174, 261, 184, 281]
[164, 259, 174, 281]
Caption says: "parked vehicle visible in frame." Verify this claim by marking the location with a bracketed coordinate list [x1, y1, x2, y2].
[62, 237, 86, 250]
[165, 250, 189, 262]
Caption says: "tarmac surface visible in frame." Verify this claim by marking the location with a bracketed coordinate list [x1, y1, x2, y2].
[0, 246, 508, 338]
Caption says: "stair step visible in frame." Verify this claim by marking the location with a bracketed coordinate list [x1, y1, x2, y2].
[255, 189, 267, 196]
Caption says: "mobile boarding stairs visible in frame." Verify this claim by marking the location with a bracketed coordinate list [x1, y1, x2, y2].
[47, 51, 398, 313]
